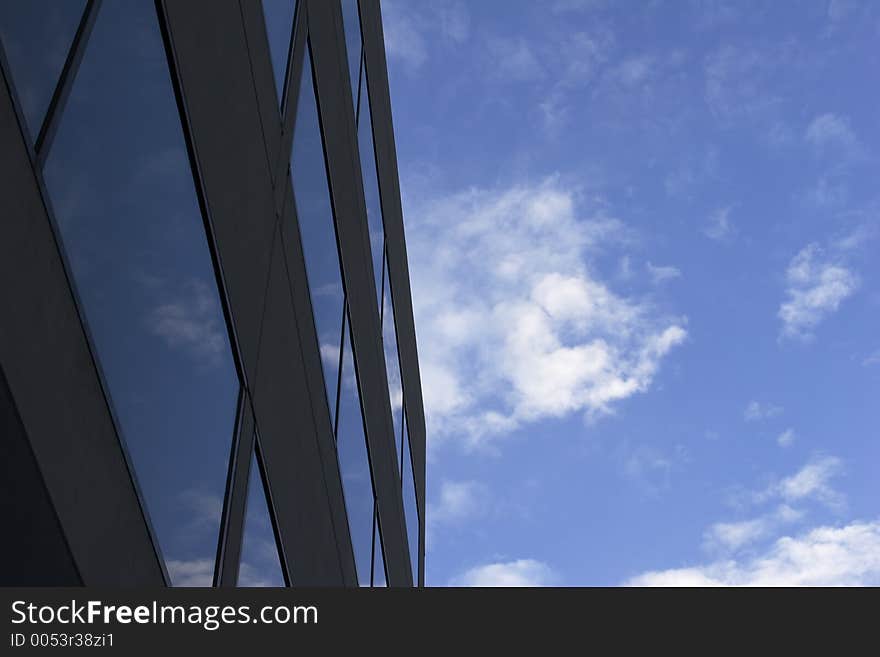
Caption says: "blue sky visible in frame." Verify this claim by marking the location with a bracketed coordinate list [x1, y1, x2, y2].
[381, 0, 880, 585]
[3, 0, 878, 588]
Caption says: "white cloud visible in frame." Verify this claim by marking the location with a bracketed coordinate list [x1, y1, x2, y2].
[381, 0, 428, 72]
[435, 2, 470, 43]
[646, 262, 682, 284]
[778, 244, 859, 340]
[703, 504, 803, 553]
[774, 455, 844, 509]
[703, 207, 733, 241]
[834, 224, 875, 252]
[429, 480, 488, 526]
[805, 113, 858, 153]
[166, 558, 214, 587]
[626, 520, 880, 586]
[726, 456, 845, 512]
[148, 279, 227, 365]
[703, 517, 769, 553]
[777, 428, 796, 448]
[743, 400, 783, 421]
[450, 559, 556, 586]
[237, 563, 281, 587]
[406, 177, 687, 447]
[487, 37, 544, 82]
[863, 350, 880, 367]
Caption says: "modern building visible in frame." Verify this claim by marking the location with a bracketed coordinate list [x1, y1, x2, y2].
[0, 0, 425, 587]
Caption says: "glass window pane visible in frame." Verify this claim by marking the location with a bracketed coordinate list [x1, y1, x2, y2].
[357, 74, 385, 307]
[239, 449, 286, 587]
[371, 504, 387, 587]
[337, 313, 374, 585]
[0, 0, 85, 140]
[261, 0, 297, 107]
[41, 0, 239, 586]
[340, 0, 361, 108]
[402, 416, 419, 585]
[382, 263, 404, 468]
[291, 48, 345, 419]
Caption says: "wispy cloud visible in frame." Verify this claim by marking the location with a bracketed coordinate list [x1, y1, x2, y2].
[743, 400, 783, 422]
[777, 428, 796, 448]
[406, 177, 686, 448]
[429, 480, 489, 527]
[627, 519, 880, 586]
[450, 559, 556, 586]
[609, 55, 655, 87]
[166, 558, 214, 587]
[771, 455, 845, 510]
[704, 43, 784, 122]
[703, 206, 733, 241]
[702, 504, 803, 553]
[620, 443, 689, 494]
[778, 244, 859, 340]
[627, 455, 867, 585]
[148, 279, 228, 366]
[646, 262, 682, 285]
[381, 1, 470, 73]
[805, 113, 859, 155]
[487, 37, 545, 82]
[381, 0, 428, 72]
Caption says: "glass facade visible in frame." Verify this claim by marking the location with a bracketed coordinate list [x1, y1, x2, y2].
[371, 507, 388, 587]
[0, 0, 85, 140]
[382, 258, 405, 468]
[402, 415, 420, 584]
[291, 48, 346, 419]
[336, 313, 376, 585]
[357, 61, 387, 309]
[40, 0, 239, 586]
[0, 0, 423, 588]
[261, 0, 297, 107]
[340, 0, 362, 108]
[239, 449, 286, 587]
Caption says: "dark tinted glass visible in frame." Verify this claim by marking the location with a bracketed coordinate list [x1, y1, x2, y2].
[238, 450, 286, 587]
[290, 48, 345, 419]
[336, 313, 374, 585]
[382, 262, 404, 468]
[260, 0, 297, 107]
[371, 504, 387, 587]
[41, 0, 239, 586]
[357, 73, 385, 307]
[0, 0, 85, 140]
[402, 416, 419, 584]
[340, 0, 361, 107]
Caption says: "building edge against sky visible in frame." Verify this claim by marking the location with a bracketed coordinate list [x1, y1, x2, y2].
[0, 0, 425, 587]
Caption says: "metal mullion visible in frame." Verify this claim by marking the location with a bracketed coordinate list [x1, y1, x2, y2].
[213, 388, 255, 587]
[379, 237, 387, 327]
[399, 396, 405, 484]
[274, 1, 308, 210]
[369, 500, 377, 586]
[253, 429, 293, 587]
[355, 48, 364, 127]
[34, 0, 103, 167]
[359, 0, 426, 588]
[308, 0, 412, 587]
[333, 303, 347, 439]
